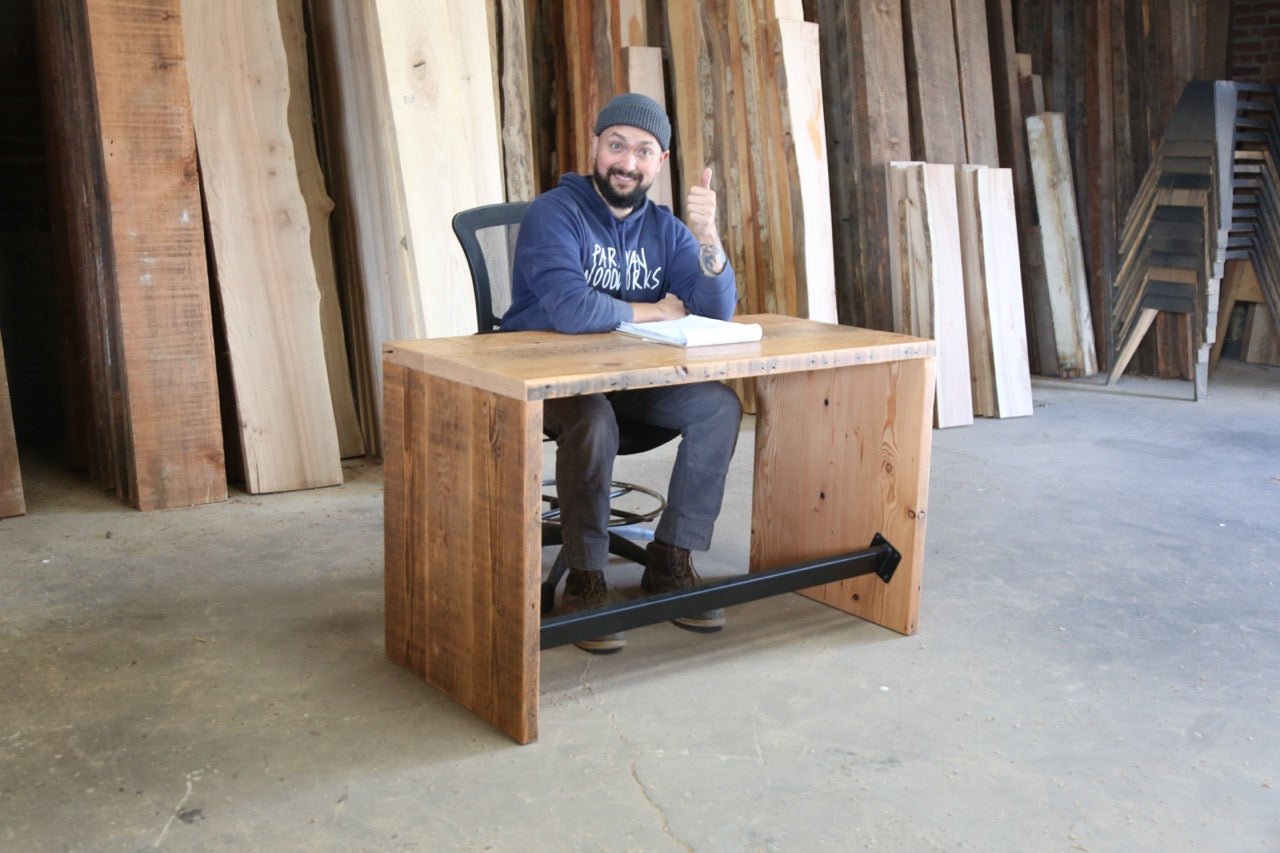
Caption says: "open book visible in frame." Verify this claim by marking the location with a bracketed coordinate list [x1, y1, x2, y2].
[616, 314, 764, 347]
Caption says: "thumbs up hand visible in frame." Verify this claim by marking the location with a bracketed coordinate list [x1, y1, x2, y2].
[684, 165, 720, 246]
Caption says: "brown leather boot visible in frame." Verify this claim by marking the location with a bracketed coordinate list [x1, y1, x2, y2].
[641, 541, 726, 632]
[559, 569, 625, 654]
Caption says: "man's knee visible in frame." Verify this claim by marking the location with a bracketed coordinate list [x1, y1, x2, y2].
[550, 396, 619, 457]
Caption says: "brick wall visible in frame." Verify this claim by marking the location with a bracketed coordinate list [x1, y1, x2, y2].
[1231, 0, 1280, 81]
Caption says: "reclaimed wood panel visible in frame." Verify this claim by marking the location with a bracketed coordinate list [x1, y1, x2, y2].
[384, 314, 935, 401]
[952, 0, 1000, 166]
[1242, 302, 1280, 365]
[810, 0, 911, 330]
[50, 0, 227, 510]
[0, 329, 23, 519]
[183, 0, 343, 494]
[956, 166, 1033, 417]
[278, 0, 364, 460]
[751, 357, 935, 636]
[903, 0, 967, 164]
[383, 361, 541, 743]
[35, 0, 122, 494]
[1026, 112, 1099, 377]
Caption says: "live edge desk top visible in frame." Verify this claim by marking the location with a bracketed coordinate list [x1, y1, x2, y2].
[382, 314, 937, 744]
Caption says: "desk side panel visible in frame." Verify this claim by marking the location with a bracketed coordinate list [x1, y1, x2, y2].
[750, 358, 935, 634]
[384, 361, 541, 743]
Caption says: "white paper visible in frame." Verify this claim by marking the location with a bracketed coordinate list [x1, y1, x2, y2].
[615, 314, 764, 347]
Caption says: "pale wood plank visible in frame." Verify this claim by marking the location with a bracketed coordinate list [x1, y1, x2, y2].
[182, 0, 342, 494]
[956, 166, 1033, 417]
[887, 163, 974, 428]
[920, 164, 975, 427]
[384, 314, 934, 402]
[617, 0, 648, 45]
[1026, 112, 1099, 377]
[621, 46, 675, 210]
[773, 18, 838, 324]
[751, 357, 935, 635]
[277, 0, 365, 459]
[0, 329, 24, 519]
[373, 0, 506, 339]
[383, 361, 541, 743]
[82, 0, 227, 509]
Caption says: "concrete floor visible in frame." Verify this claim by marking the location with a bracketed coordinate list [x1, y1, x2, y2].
[1, 362, 1278, 851]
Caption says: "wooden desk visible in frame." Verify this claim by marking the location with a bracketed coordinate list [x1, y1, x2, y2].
[382, 314, 936, 743]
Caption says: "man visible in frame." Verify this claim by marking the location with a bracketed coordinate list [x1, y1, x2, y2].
[501, 92, 742, 654]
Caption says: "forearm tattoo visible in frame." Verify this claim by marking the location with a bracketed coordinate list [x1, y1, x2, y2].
[699, 243, 727, 276]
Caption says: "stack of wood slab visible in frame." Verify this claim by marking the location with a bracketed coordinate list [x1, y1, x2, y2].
[663, 0, 838, 326]
[181, 0, 347, 494]
[1223, 82, 1280, 366]
[1106, 81, 1269, 397]
[887, 162, 1032, 427]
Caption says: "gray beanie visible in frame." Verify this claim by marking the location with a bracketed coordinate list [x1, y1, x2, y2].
[594, 92, 672, 151]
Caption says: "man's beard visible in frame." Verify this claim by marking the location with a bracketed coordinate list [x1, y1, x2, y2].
[591, 164, 650, 210]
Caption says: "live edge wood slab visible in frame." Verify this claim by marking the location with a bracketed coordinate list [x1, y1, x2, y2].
[383, 314, 936, 743]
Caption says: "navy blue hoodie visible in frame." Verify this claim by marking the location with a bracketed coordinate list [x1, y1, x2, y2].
[500, 173, 737, 333]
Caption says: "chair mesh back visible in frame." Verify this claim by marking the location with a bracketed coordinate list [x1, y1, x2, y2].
[474, 221, 522, 327]
[451, 202, 531, 332]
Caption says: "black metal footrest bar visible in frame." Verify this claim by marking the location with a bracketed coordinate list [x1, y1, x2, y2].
[540, 533, 901, 650]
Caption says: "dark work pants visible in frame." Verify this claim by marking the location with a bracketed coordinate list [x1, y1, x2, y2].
[543, 382, 743, 573]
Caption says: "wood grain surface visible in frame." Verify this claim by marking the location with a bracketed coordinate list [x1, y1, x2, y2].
[384, 314, 934, 402]
[383, 361, 541, 743]
[183, 0, 342, 494]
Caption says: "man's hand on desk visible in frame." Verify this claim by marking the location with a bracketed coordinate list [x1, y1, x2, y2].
[629, 292, 687, 324]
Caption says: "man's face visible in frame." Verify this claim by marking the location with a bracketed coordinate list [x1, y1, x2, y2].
[590, 126, 668, 210]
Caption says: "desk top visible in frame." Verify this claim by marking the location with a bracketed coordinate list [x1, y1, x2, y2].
[383, 314, 935, 401]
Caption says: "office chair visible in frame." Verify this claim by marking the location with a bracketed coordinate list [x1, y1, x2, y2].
[451, 202, 680, 613]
